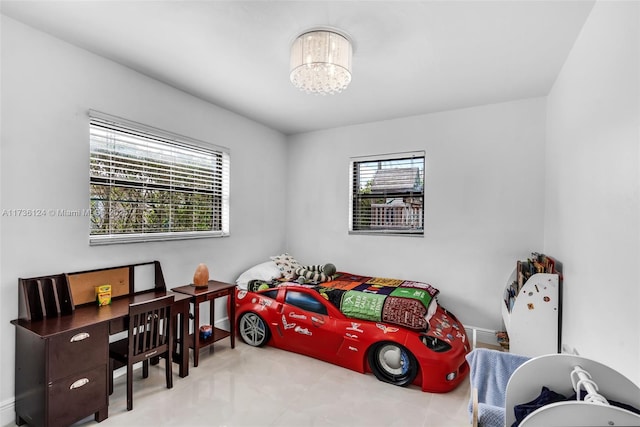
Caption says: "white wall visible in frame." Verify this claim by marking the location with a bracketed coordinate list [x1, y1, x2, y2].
[4, 1, 638, 422]
[0, 16, 288, 419]
[286, 98, 547, 330]
[545, 1, 639, 384]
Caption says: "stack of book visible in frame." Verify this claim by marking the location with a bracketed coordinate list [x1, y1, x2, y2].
[504, 252, 558, 313]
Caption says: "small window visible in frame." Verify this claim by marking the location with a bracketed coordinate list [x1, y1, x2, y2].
[89, 111, 230, 245]
[285, 290, 328, 315]
[349, 151, 425, 236]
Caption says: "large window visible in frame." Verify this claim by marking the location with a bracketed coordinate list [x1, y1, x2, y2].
[349, 151, 425, 236]
[89, 111, 230, 245]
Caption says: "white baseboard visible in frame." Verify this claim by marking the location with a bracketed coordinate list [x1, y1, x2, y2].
[1, 397, 15, 427]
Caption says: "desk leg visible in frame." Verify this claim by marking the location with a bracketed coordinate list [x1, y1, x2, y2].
[209, 297, 215, 354]
[230, 291, 236, 349]
[93, 406, 109, 423]
[193, 300, 200, 367]
[95, 406, 108, 423]
[178, 306, 189, 377]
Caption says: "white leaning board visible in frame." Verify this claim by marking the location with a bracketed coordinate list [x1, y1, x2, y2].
[502, 272, 559, 357]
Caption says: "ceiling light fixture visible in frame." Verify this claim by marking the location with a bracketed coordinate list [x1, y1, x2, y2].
[289, 29, 353, 95]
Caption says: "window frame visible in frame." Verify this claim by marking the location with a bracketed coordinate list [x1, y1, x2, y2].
[88, 110, 230, 246]
[349, 151, 425, 237]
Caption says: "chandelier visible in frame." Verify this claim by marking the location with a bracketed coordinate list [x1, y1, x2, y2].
[289, 29, 353, 95]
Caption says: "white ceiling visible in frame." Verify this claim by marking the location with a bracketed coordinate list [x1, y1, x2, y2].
[1, 1, 595, 135]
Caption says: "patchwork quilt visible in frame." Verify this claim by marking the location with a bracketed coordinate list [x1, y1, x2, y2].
[248, 272, 439, 331]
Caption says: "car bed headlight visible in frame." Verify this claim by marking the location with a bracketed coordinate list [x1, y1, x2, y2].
[421, 335, 452, 353]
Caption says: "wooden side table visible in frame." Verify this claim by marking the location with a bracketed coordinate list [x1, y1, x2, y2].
[171, 280, 236, 367]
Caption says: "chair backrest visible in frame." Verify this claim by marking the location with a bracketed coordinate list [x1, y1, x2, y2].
[127, 295, 174, 364]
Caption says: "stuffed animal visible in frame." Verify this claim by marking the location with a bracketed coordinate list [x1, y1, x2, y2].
[295, 263, 337, 283]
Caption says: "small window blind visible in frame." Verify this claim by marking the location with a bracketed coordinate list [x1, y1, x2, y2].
[89, 111, 230, 245]
[349, 151, 425, 236]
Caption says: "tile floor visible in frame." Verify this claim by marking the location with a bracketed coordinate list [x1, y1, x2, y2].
[77, 341, 473, 427]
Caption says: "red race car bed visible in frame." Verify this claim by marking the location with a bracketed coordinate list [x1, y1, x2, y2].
[234, 270, 470, 393]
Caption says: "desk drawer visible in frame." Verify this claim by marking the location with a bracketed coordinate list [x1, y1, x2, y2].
[206, 290, 230, 299]
[48, 323, 108, 382]
[48, 365, 107, 427]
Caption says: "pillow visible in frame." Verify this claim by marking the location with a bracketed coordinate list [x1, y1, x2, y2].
[235, 261, 282, 289]
[270, 253, 301, 280]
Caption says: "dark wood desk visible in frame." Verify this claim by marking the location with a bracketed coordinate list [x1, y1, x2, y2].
[11, 291, 190, 427]
[172, 281, 236, 369]
[12, 290, 190, 344]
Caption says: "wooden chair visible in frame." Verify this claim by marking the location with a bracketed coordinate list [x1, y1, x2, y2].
[109, 295, 174, 411]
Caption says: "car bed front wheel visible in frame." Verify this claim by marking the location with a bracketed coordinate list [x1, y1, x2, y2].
[368, 342, 418, 387]
[238, 312, 270, 347]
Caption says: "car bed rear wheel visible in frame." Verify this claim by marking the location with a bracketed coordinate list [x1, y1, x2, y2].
[368, 342, 418, 387]
[239, 312, 270, 347]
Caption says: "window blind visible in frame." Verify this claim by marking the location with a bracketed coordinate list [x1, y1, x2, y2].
[349, 151, 425, 236]
[89, 111, 230, 245]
